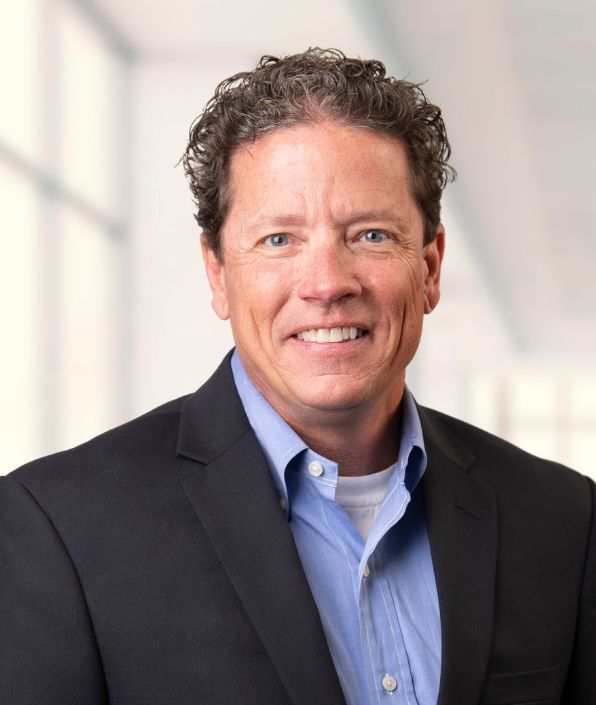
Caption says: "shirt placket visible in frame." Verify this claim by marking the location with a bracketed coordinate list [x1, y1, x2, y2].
[358, 482, 419, 705]
[295, 457, 372, 705]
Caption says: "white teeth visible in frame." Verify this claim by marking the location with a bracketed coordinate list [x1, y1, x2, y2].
[296, 327, 364, 343]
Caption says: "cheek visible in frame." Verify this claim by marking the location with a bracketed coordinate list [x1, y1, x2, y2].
[370, 259, 424, 309]
[225, 261, 292, 332]
[253, 256, 300, 298]
[404, 258, 426, 304]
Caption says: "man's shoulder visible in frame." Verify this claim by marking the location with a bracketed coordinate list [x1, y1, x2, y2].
[5, 353, 244, 503]
[6, 394, 192, 492]
[419, 404, 592, 500]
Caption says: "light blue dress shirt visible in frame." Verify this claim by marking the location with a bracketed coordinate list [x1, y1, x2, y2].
[231, 351, 441, 705]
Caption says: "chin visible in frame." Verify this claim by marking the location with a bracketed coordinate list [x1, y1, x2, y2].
[290, 381, 375, 414]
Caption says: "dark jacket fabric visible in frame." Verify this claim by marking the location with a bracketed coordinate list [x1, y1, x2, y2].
[1, 354, 594, 705]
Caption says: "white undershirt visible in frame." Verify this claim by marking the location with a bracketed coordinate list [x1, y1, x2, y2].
[334, 464, 396, 540]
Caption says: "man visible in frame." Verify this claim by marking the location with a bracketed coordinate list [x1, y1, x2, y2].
[1, 49, 594, 705]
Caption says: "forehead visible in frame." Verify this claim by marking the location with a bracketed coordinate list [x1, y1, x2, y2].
[225, 121, 416, 221]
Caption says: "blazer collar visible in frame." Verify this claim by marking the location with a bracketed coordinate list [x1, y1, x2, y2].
[176, 352, 347, 705]
[176, 350, 250, 464]
[418, 406, 498, 705]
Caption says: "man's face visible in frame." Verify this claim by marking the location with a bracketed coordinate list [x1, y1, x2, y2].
[202, 121, 444, 425]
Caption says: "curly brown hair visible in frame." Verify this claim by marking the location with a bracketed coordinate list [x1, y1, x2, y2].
[183, 48, 455, 260]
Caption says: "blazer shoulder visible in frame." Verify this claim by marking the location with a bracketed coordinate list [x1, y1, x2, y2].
[419, 404, 592, 496]
[6, 354, 241, 502]
[7, 394, 191, 491]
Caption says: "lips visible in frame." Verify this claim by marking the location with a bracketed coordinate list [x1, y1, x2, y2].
[295, 327, 365, 343]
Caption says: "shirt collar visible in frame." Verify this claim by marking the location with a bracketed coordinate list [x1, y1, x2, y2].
[231, 350, 427, 504]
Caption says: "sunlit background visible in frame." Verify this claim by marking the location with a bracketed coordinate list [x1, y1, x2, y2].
[1, 0, 595, 479]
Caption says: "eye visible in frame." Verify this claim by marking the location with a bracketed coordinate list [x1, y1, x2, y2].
[264, 233, 289, 247]
[360, 229, 390, 244]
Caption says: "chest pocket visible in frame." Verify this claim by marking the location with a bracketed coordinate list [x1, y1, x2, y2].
[479, 663, 561, 705]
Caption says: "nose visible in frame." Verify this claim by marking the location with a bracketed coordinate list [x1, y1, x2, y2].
[296, 240, 362, 305]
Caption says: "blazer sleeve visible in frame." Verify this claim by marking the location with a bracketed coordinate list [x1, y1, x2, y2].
[0, 475, 108, 705]
[562, 476, 596, 705]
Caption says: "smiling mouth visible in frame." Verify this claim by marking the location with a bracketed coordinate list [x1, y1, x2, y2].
[295, 327, 366, 343]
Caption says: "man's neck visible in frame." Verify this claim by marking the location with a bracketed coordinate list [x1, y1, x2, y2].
[232, 350, 407, 477]
[276, 398, 404, 477]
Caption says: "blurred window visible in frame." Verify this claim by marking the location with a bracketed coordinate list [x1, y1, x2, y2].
[56, 2, 118, 214]
[0, 0, 42, 163]
[469, 371, 596, 480]
[1, 0, 131, 472]
[0, 162, 41, 470]
[57, 203, 121, 452]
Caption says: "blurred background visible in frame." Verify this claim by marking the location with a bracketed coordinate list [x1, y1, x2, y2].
[1, 0, 595, 478]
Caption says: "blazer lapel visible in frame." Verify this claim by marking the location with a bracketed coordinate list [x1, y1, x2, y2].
[177, 355, 346, 705]
[420, 408, 498, 705]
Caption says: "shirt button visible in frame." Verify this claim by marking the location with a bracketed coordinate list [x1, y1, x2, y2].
[362, 563, 370, 578]
[382, 674, 398, 693]
[279, 497, 287, 512]
[308, 461, 324, 477]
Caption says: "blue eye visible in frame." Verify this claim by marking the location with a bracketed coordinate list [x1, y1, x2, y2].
[265, 234, 289, 247]
[361, 229, 388, 243]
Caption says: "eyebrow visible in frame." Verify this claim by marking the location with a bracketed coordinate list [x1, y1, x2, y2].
[246, 208, 410, 233]
[247, 214, 306, 231]
[341, 209, 410, 229]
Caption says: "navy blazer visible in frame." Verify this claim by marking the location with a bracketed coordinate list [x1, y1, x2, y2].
[1, 353, 594, 705]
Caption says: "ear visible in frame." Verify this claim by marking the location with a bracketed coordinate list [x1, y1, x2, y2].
[422, 224, 445, 314]
[200, 235, 229, 320]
